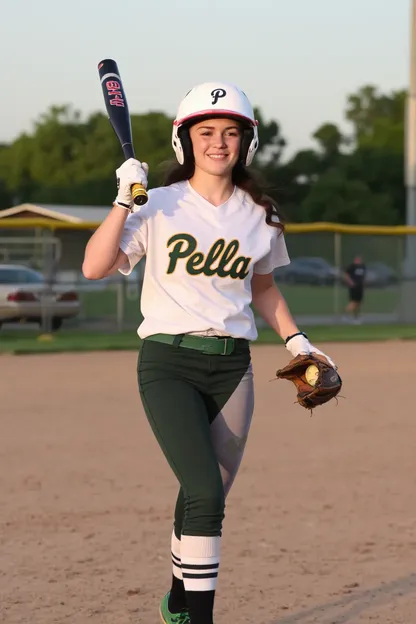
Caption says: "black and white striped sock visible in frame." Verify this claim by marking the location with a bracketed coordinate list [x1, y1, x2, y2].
[168, 531, 187, 613]
[181, 535, 220, 624]
[171, 531, 183, 581]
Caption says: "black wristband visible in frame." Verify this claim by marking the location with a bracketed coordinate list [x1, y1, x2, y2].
[114, 200, 132, 211]
[285, 331, 308, 345]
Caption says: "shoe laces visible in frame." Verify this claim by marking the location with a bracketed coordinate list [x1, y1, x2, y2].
[172, 611, 190, 624]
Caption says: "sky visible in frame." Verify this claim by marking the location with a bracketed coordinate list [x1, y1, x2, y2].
[0, 0, 411, 159]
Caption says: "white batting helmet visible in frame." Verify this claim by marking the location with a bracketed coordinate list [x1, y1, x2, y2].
[172, 82, 259, 166]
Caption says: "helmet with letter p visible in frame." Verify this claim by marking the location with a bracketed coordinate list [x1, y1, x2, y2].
[172, 82, 259, 166]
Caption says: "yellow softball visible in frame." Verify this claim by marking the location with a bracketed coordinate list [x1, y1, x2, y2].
[305, 364, 319, 386]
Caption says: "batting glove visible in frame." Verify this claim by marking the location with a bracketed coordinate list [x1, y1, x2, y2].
[285, 332, 337, 369]
[115, 158, 149, 210]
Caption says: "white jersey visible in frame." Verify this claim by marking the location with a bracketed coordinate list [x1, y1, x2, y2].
[119, 181, 290, 340]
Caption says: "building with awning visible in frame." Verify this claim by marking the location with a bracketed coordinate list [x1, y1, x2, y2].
[0, 203, 109, 271]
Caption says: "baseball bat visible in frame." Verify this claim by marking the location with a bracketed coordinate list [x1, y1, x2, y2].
[98, 58, 148, 206]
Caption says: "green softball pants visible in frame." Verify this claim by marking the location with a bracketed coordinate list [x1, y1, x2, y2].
[137, 337, 254, 538]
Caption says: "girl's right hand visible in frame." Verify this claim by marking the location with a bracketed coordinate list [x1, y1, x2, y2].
[115, 158, 149, 210]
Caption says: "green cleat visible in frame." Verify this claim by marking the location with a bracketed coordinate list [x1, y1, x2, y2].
[159, 592, 190, 624]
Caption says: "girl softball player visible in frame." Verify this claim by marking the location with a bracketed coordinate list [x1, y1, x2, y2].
[83, 81, 336, 624]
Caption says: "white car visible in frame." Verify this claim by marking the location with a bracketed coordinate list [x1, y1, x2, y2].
[0, 264, 80, 331]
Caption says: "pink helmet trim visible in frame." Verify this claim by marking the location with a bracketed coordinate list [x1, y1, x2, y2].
[174, 110, 258, 128]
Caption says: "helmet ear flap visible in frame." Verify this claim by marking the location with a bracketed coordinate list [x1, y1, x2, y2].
[178, 126, 194, 164]
[240, 126, 260, 166]
[240, 127, 254, 165]
[172, 124, 194, 165]
[172, 126, 184, 164]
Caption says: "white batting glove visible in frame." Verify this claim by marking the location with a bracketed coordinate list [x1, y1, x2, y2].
[114, 158, 149, 210]
[285, 332, 337, 369]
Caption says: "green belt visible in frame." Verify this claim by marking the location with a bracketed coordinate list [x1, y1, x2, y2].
[145, 333, 247, 355]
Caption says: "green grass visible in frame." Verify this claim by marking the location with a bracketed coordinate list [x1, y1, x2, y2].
[77, 284, 400, 323]
[278, 284, 399, 315]
[1, 324, 416, 355]
[78, 288, 143, 323]
[0, 330, 141, 354]
[256, 324, 416, 343]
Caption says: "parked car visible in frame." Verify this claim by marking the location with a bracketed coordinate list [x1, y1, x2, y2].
[364, 262, 399, 287]
[0, 264, 80, 330]
[274, 256, 339, 285]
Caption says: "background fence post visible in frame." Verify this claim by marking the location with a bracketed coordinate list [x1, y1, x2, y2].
[333, 232, 342, 318]
[116, 281, 124, 333]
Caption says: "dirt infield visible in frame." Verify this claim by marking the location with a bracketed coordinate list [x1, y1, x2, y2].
[1, 342, 416, 624]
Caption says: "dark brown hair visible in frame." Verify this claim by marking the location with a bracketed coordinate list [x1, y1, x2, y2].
[161, 159, 284, 232]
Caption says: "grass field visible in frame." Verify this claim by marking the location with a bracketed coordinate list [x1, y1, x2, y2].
[277, 283, 399, 315]
[1, 323, 416, 354]
[78, 283, 400, 325]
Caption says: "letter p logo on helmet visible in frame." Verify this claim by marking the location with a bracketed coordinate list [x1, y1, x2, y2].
[211, 88, 226, 105]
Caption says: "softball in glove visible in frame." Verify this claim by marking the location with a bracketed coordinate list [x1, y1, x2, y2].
[276, 353, 342, 411]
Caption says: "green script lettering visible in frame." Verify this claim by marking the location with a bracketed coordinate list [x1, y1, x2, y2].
[166, 234, 252, 279]
[216, 240, 240, 277]
[204, 239, 225, 275]
[187, 252, 205, 275]
[229, 257, 251, 279]
[166, 233, 196, 274]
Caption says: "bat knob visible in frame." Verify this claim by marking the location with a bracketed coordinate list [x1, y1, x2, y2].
[132, 183, 148, 206]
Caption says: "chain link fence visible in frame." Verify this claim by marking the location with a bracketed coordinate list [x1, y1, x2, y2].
[0, 225, 415, 332]
[0, 235, 62, 274]
[0, 235, 68, 333]
[46, 231, 415, 330]
[67, 270, 145, 333]
[276, 231, 407, 324]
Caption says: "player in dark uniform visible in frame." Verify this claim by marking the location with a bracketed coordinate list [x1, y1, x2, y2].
[343, 255, 366, 323]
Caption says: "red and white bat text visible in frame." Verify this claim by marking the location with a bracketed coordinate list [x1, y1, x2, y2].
[105, 80, 125, 107]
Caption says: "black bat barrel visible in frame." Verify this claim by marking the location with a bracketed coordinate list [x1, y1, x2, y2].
[97, 58, 148, 205]
[98, 58, 134, 158]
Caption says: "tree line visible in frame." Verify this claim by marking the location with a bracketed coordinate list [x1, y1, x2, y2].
[0, 84, 406, 225]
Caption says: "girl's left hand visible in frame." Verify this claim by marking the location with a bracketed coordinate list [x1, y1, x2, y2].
[285, 332, 337, 369]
